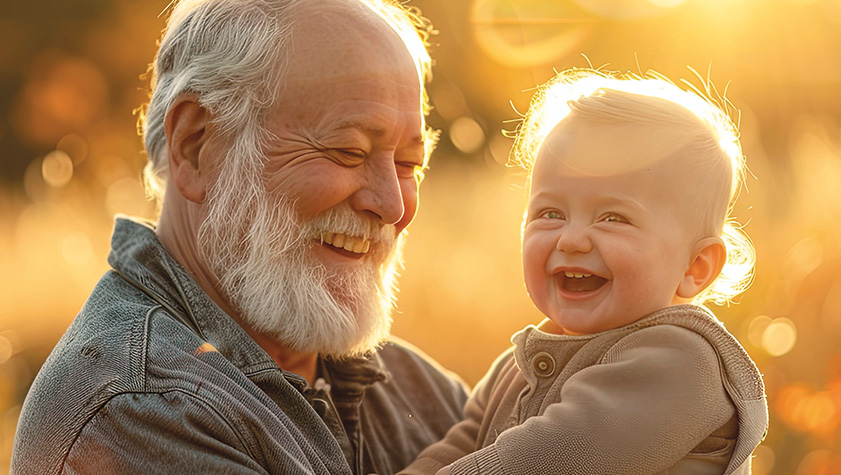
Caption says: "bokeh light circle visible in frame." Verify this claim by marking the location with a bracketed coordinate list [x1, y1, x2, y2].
[0, 335, 12, 365]
[41, 150, 74, 187]
[748, 315, 773, 347]
[450, 116, 486, 154]
[761, 318, 797, 357]
[471, 0, 596, 67]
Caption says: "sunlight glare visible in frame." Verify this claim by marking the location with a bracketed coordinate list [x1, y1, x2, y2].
[646, 0, 686, 7]
[471, 0, 595, 67]
[574, 0, 670, 20]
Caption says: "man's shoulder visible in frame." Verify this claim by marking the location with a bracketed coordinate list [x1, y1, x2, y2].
[9, 272, 149, 469]
[48, 269, 204, 375]
[379, 337, 467, 392]
[36, 270, 159, 389]
[13, 270, 215, 468]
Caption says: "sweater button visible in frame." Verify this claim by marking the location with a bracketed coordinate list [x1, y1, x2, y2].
[532, 352, 556, 377]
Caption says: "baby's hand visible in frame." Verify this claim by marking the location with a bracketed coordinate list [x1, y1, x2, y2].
[435, 465, 452, 475]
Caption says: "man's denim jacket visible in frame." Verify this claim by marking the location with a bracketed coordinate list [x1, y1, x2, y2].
[12, 217, 468, 474]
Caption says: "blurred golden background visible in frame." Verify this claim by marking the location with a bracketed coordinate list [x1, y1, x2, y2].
[2, 0, 840, 472]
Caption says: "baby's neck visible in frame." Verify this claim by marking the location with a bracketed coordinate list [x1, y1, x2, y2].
[537, 319, 567, 335]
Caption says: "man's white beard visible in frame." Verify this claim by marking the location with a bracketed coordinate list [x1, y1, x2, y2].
[197, 167, 403, 359]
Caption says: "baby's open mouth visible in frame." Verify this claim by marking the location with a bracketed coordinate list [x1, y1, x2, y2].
[561, 271, 607, 292]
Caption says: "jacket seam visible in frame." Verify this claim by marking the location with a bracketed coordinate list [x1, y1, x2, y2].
[139, 304, 156, 392]
[61, 388, 258, 472]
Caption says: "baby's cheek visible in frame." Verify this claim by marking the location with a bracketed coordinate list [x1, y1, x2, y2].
[522, 245, 549, 282]
[522, 254, 546, 299]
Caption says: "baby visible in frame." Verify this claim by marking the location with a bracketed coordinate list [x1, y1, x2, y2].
[400, 69, 768, 475]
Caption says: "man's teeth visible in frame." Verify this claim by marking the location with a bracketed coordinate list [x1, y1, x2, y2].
[564, 271, 592, 279]
[322, 232, 371, 254]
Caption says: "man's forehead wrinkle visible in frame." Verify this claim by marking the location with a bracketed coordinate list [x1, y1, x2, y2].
[286, 1, 417, 83]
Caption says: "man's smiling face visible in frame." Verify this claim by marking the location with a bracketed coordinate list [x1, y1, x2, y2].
[197, 0, 426, 356]
[261, 0, 426, 269]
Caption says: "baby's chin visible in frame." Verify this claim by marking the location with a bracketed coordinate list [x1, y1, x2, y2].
[542, 305, 668, 336]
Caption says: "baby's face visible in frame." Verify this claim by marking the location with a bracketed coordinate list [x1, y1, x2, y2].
[523, 121, 699, 335]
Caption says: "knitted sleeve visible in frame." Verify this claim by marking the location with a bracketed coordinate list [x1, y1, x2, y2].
[398, 350, 517, 475]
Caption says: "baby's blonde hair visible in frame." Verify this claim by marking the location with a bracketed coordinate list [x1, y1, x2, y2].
[511, 68, 755, 306]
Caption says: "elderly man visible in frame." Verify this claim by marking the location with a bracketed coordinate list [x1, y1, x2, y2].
[12, 0, 468, 473]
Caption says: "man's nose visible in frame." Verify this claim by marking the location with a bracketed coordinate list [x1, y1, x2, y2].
[555, 223, 592, 254]
[351, 159, 406, 226]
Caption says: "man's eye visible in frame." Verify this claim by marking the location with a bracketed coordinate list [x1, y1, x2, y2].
[328, 148, 366, 166]
[601, 213, 628, 224]
[539, 210, 564, 220]
[396, 162, 425, 179]
[339, 149, 366, 159]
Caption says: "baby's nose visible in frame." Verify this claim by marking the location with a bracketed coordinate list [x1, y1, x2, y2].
[555, 224, 592, 254]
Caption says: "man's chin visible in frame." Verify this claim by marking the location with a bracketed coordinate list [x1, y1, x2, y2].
[336, 316, 392, 359]
[265, 314, 391, 360]
[307, 298, 393, 358]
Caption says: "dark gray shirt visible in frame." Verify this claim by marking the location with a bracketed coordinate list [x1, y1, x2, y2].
[12, 217, 468, 474]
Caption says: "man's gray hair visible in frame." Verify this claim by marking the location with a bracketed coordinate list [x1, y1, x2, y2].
[139, 0, 434, 202]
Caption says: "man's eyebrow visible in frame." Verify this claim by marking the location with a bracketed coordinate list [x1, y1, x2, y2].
[335, 120, 426, 148]
[336, 120, 387, 137]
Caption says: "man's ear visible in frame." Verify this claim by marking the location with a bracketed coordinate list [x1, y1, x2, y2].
[676, 236, 727, 299]
[164, 93, 214, 203]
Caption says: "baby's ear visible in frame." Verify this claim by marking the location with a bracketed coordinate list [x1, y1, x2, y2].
[677, 237, 726, 299]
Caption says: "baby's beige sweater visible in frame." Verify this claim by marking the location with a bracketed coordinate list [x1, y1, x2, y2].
[401, 305, 767, 475]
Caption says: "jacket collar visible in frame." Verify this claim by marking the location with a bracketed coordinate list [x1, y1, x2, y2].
[107, 216, 388, 389]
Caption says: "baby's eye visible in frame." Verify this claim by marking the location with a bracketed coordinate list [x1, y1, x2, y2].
[539, 210, 564, 220]
[600, 213, 629, 224]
